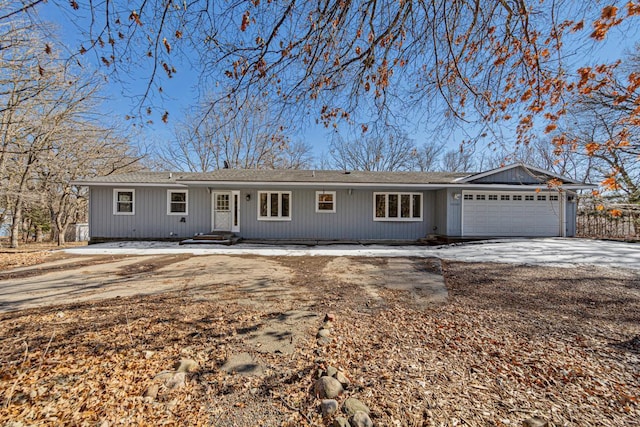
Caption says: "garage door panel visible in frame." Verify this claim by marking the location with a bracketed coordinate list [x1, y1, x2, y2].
[463, 192, 561, 237]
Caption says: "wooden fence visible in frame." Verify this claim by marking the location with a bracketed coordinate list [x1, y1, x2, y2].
[576, 209, 640, 240]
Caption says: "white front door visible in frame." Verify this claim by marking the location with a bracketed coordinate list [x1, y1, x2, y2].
[212, 191, 240, 232]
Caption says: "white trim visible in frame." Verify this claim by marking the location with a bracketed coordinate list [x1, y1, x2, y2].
[257, 191, 292, 221]
[75, 182, 187, 188]
[315, 191, 336, 213]
[167, 189, 189, 215]
[561, 192, 567, 238]
[177, 180, 595, 190]
[461, 190, 466, 237]
[373, 192, 423, 222]
[113, 188, 135, 215]
[231, 190, 240, 233]
[455, 162, 584, 185]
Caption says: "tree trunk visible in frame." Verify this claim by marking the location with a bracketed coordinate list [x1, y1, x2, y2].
[35, 225, 43, 242]
[57, 229, 66, 246]
[10, 208, 21, 248]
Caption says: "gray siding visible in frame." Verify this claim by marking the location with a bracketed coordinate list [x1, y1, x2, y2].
[87, 184, 578, 240]
[89, 186, 437, 241]
[240, 188, 436, 240]
[434, 190, 448, 235]
[447, 189, 463, 236]
[89, 186, 211, 239]
[429, 189, 463, 237]
[472, 166, 543, 184]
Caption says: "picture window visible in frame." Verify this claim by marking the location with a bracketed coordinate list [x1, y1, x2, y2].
[374, 192, 422, 221]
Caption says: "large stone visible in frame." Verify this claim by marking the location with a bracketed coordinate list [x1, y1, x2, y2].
[343, 397, 370, 416]
[335, 371, 351, 389]
[314, 376, 344, 399]
[324, 313, 336, 322]
[351, 411, 373, 427]
[317, 336, 332, 346]
[326, 366, 338, 378]
[317, 328, 331, 338]
[333, 417, 350, 427]
[165, 372, 186, 390]
[321, 399, 339, 417]
[175, 358, 199, 373]
[523, 417, 548, 427]
[143, 384, 159, 403]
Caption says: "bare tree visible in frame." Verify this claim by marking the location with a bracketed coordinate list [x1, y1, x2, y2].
[329, 130, 417, 171]
[0, 20, 140, 247]
[415, 141, 447, 172]
[155, 96, 313, 171]
[40, 127, 140, 245]
[441, 147, 476, 173]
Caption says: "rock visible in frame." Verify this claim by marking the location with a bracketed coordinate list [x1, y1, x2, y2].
[333, 417, 351, 427]
[324, 313, 336, 322]
[343, 397, 370, 416]
[317, 337, 332, 346]
[351, 411, 373, 427]
[317, 328, 331, 338]
[523, 417, 548, 427]
[143, 384, 159, 402]
[175, 358, 198, 373]
[335, 371, 351, 389]
[323, 321, 333, 330]
[153, 371, 175, 381]
[314, 376, 344, 399]
[165, 372, 186, 390]
[144, 350, 155, 359]
[56, 311, 65, 318]
[326, 366, 338, 378]
[321, 399, 339, 417]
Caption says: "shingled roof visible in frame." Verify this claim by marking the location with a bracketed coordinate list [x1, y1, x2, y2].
[73, 169, 471, 185]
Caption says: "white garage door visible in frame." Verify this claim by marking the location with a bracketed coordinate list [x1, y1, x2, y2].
[462, 192, 562, 237]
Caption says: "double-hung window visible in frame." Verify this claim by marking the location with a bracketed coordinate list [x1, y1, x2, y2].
[167, 190, 188, 215]
[113, 189, 135, 215]
[374, 192, 422, 221]
[258, 191, 291, 220]
[316, 191, 336, 213]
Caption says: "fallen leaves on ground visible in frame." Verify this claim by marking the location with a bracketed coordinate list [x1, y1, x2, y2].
[0, 257, 638, 426]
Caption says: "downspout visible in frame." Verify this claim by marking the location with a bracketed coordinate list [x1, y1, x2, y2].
[561, 191, 567, 237]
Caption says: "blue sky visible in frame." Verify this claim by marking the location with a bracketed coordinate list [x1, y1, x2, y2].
[37, 2, 639, 166]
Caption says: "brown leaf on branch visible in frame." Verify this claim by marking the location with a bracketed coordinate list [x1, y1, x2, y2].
[129, 11, 142, 26]
[241, 11, 251, 32]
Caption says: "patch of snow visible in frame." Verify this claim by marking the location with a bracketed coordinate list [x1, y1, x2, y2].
[62, 238, 640, 270]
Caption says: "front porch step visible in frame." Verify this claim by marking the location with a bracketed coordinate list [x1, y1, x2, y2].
[192, 231, 235, 240]
[179, 232, 240, 245]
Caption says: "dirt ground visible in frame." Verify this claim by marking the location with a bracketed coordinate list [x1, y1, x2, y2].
[0, 251, 638, 426]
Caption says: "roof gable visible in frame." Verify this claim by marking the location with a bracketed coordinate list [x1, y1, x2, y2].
[456, 163, 583, 185]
